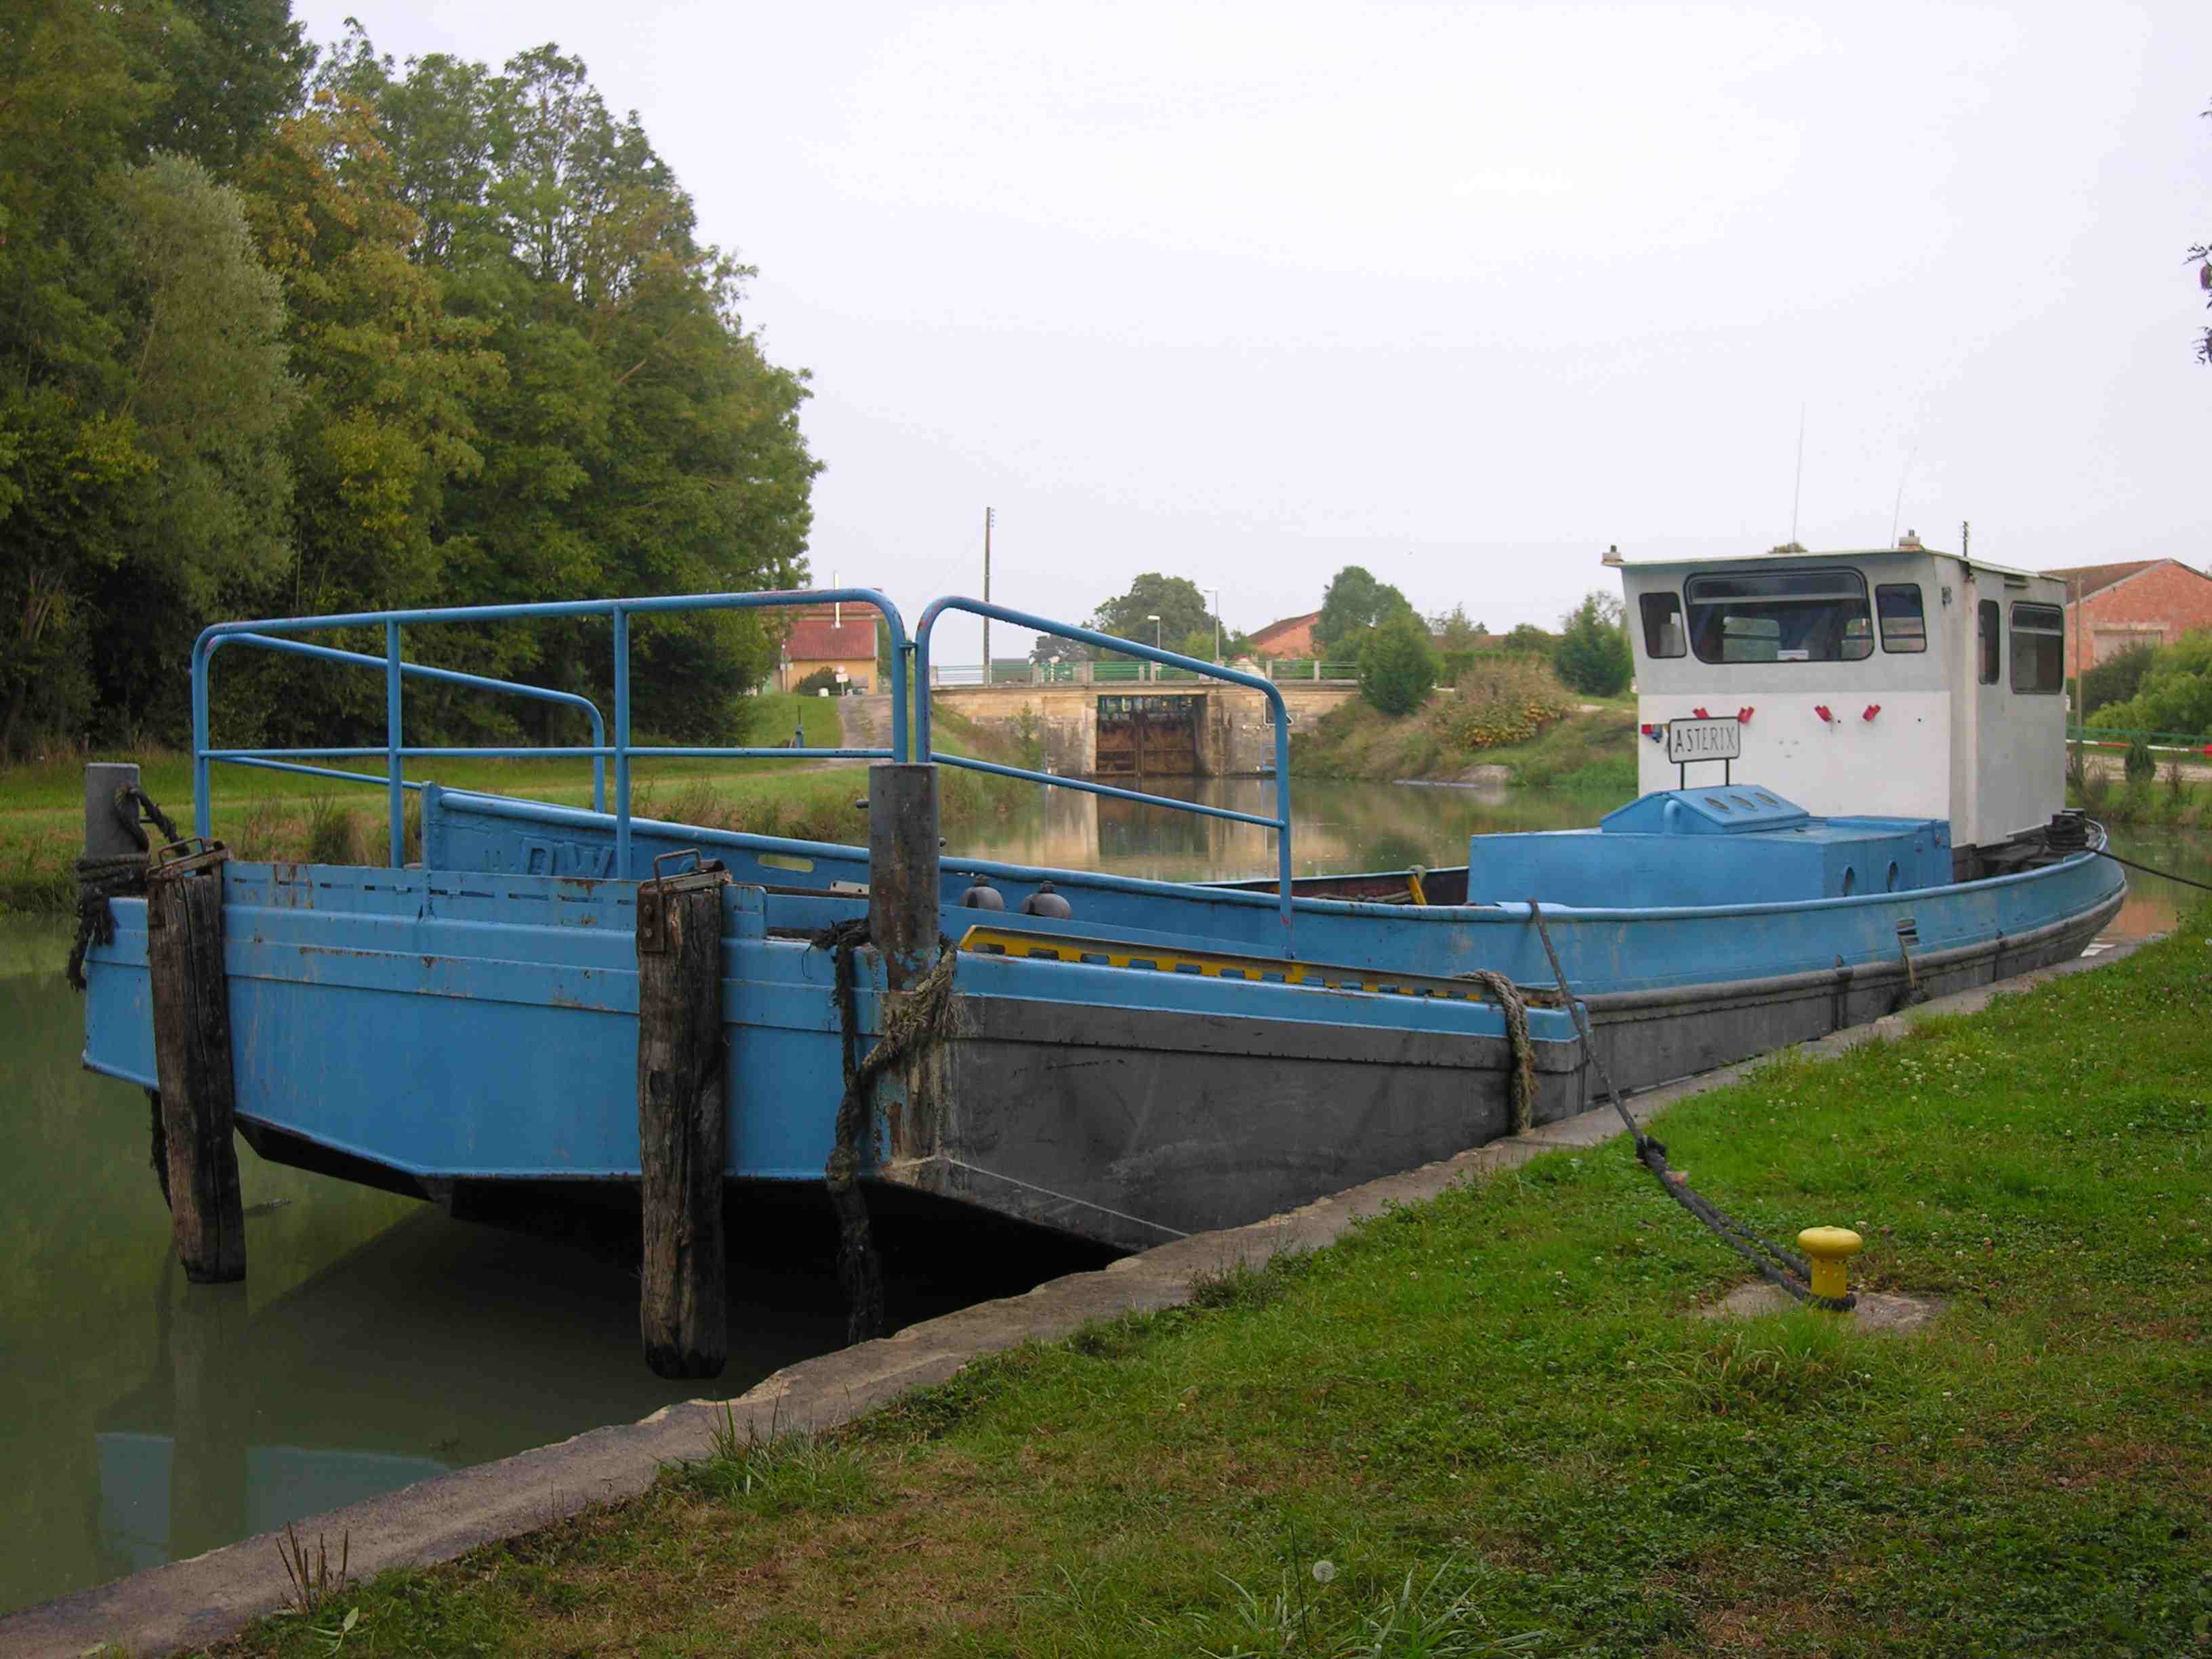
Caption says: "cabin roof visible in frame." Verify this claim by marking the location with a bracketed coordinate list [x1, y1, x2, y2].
[1614, 546, 2046, 582]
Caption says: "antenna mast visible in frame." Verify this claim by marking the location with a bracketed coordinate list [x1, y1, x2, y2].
[1788, 403, 1806, 548]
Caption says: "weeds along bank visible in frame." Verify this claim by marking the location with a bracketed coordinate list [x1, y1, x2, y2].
[0, 696, 1032, 915]
[1294, 655, 1638, 793]
[2066, 755, 2211, 829]
[188, 909, 2211, 1658]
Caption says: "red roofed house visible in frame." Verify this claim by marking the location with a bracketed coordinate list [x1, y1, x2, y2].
[2043, 558, 2212, 675]
[1247, 610, 1321, 659]
[777, 599, 880, 693]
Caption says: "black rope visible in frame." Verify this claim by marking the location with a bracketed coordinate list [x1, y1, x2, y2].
[65, 786, 181, 991]
[2096, 850, 2212, 893]
[146, 1089, 171, 1210]
[812, 917, 884, 1345]
[1525, 899, 1853, 1313]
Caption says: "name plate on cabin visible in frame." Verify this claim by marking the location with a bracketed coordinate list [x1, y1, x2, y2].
[1666, 716, 1742, 764]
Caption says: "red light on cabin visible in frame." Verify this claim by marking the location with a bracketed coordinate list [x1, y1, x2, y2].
[1814, 705, 1834, 724]
[1736, 706, 1754, 723]
[1692, 706, 1710, 718]
[1862, 704, 1881, 722]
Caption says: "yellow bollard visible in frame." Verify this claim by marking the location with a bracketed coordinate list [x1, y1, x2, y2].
[1797, 1227, 1864, 1305]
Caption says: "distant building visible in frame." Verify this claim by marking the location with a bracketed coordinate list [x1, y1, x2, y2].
[2041, 559, 2212, 674]
[1248, 610, 1321, 659]
[777, 600, 879, 693]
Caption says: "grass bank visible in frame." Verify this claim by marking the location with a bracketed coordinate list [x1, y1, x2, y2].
[204, 918, 2210, 1656]
[2069, 765, 2210, 829]
[1294, 697, 1639, 795]
[0, 695, 1028, 914]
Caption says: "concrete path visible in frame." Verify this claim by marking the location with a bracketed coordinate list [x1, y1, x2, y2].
[0, 933, 2154, 1658]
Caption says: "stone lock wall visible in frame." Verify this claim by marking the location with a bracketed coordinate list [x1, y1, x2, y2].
[934, 681, 1359, 777]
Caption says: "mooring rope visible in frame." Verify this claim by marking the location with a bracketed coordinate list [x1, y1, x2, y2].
[1524, 898, 1853, 1313]
[811, 916, 962, 1346]
[66, 787, 179, 991]
[1454, 968, 1536, 1134]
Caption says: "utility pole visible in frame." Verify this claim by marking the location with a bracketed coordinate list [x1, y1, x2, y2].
[981, 508, 994, 684]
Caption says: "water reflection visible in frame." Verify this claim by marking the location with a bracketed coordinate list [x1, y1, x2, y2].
[1, 930, 1103, 1618]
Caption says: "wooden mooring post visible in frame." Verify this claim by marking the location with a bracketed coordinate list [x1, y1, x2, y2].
[867, 762, 941, 991]
[636, 853, 732, 1378]
[145, 842, 246, 1284]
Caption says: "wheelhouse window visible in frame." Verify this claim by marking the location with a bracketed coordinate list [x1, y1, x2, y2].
[1683, 569, 1873, 665]
[1639, 592, 1685, 658]
[2009, 602, 2064, 694]
[1978, 600, 2000, 684]
[1875, 584, 1926, 653]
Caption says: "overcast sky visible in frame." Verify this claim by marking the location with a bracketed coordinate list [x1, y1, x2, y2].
[300, 1, 2212, 661]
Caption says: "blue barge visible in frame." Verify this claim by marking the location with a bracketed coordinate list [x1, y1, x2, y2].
[75, 554, 2124, 1326]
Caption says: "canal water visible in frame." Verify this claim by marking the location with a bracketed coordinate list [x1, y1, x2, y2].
[4, 779, 2206, 1618]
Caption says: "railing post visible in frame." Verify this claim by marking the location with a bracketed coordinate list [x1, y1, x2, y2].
[867, 763, 940, 991]
[613, 606, 631, 876]
[384, 621, 404, 866]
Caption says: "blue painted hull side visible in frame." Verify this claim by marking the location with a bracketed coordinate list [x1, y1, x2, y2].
[81, 861, 1570, 1187]
[423, 787, 2127, 996]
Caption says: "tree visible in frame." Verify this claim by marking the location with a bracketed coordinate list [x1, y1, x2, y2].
[1431, 604, 1486, 650]
[133, 0, 313, 176]
[1313, 565, 1414, 657]
[2191, 98, 2209, 365]
[1038, 573, 1223, 661]
[1553, 592, 1633, 697]
[1358, 612, 1439, 716]
[1500, 623, 1557, 657]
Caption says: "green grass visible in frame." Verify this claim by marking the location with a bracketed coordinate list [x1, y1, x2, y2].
[1294, 697, 1639, 792]
[201, 914, 2212, 1656]
[1, 695, 1033, 912]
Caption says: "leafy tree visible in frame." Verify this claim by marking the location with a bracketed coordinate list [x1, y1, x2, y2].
[2192, 98, 2209, 365]
[1314, 565, 1414, 657]
[1040, 573, 1223, 661]
[1358, 612, 1439, 716]
[1431, 604, 1486, 651]
[134, 0, 313, 176]
[1500, 622, 1557, 658]
[1553, 592, 1633, 697]
[2079, 642, 2161, 721]
[2095, 630, 2212, 737]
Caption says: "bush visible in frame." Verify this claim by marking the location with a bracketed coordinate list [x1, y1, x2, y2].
[1427, 655, 1574, 751]
[1357, 614, 1439, 716]
[2125, 734, 2157, 783]
[792, 667, 841, 696]
[2095, 629, 2212, 737]
[2079, 642, 2161, 721]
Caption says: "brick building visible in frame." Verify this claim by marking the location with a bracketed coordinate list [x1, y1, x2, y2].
[1247, 609, 1320, 659]
[777, 599, 880, 693]
[2041, 558, 2212, 674]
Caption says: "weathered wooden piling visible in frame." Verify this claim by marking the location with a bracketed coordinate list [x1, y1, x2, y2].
[145, 843, 246, 1284]
[867, 762, 941, 991]
[636, 855, 732, 1378]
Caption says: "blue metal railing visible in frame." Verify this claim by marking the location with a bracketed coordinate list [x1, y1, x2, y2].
[914, 596, 1297, 954]
[192, 589, 910, 872]
[205, 632, 611, 812]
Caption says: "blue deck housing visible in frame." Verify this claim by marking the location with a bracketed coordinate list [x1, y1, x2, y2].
[1469, 787, 1952, 909]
